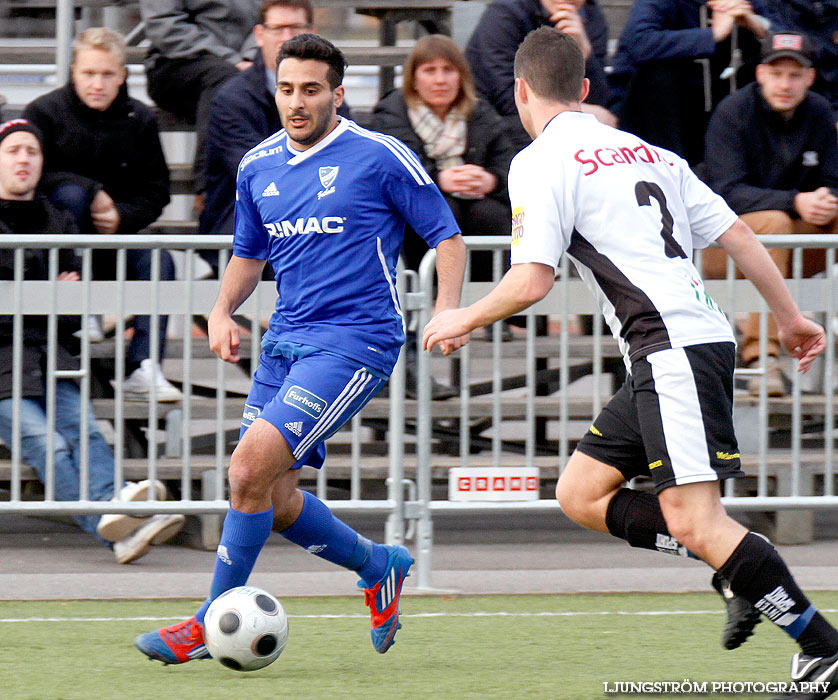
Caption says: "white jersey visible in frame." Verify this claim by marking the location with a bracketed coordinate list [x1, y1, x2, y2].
[509, 111, 737, 363]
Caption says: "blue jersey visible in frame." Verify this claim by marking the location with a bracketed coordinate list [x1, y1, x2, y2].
[233, 117, 460, 374]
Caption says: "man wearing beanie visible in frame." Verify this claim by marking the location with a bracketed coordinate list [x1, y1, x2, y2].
[0, 118, 185, 563]
[23, 26, 181, 402]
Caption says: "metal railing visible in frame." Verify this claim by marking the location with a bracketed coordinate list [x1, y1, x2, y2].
[411, 235, 838, 587]
[3, 234, 838, 586]
[0, 235, 410, 547]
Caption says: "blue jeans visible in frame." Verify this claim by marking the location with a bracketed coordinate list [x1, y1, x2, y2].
[0, 380, 116, 536]
[48, 183, 175, 371]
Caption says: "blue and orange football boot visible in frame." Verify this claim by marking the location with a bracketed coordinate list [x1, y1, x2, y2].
[360, 544, 413, 653]
[134, 615, 211, 665]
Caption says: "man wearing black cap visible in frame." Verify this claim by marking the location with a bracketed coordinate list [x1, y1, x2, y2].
[703, 31, 838, 396]
[0, 119, 185, 563]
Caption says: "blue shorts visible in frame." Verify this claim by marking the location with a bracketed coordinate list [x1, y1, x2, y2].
[239, 351, 385, 469]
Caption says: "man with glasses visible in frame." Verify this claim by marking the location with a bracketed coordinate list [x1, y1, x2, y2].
[201, 0, 351, 267]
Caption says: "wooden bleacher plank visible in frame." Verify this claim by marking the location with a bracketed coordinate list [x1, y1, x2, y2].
[0, 43, 413, 67]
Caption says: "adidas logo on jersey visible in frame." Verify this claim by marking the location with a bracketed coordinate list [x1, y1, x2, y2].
[284, 421, 303, 436]
[262, 181, 280, 197]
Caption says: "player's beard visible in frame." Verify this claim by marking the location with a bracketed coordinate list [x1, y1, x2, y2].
[286, 99, 336, 148]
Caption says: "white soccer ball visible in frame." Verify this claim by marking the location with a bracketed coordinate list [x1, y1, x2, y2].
[203, 586, 289, 671]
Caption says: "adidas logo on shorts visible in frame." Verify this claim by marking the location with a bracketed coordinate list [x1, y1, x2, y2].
[284, 421, 303, 437]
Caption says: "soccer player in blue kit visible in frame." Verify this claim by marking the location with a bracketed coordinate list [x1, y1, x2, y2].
[135, 34, 467, 663]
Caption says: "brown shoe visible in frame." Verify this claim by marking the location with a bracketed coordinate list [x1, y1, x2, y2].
[747, 356, 786, 397]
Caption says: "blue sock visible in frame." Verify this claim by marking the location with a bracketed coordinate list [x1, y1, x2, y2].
[279, 490, 388, 585]
[195, 506, 273, 624]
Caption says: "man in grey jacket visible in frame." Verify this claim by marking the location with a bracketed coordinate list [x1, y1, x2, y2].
[140, 0, 260, 196]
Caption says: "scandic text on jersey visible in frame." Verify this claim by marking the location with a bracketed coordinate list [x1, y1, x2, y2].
[575, 142, 675, 177]
[264, 216, 347, 238]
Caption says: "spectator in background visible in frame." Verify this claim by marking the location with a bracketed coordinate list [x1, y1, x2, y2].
[609, 0, 771, 164]
[23, 28, 181, 403]
[374, 34, 515, 270]
[762, 0, 838, 119]
[0, 119, 185, 564]
[374, 35, 516, 376]
[703, 31, 838, 396]
[140, 0, 259, 201]
[201, 0, 351, 271]
[466, 0, 614, 151]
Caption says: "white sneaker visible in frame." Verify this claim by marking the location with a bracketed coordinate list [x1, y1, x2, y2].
[113, 513, 186, 565]
[73, 315, 104, 343]
[96, 479, 167, 542]
[122, 359, 183, 402]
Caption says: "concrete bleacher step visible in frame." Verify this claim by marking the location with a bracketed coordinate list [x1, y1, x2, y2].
[0, 43, 413, 67]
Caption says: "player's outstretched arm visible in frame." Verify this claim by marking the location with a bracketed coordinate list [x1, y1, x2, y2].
[716, 218, 825, 372]
[423, 262, 555, 354]
[208, 255, 266, 363]
[432, 234, 469, 355]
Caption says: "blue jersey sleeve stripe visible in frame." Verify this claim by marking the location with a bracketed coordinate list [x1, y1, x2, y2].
[362, 127, 433, 185]
[376, 235, 404, 324]
[345, 123, 432, 186]
[345, 123, 428, 185]
[376, 133, 433, 182]
[358, 126, 426, 172]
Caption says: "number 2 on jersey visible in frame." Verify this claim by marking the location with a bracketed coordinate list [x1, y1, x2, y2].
[635, 181, 687, 260]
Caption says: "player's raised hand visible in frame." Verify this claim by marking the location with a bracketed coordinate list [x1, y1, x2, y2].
[778, 315, 826, 374]
[208, 310, 242, 363]
[437, 332, 470, 356]
[423, 308, 473, 355]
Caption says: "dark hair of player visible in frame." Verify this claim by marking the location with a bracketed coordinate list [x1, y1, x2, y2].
[259, 0, 314, 27]
[514, 27, 585, 104]
[276, 33, 346, 89]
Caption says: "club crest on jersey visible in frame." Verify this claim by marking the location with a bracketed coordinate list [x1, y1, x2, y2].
[511, 207, 524, 246]
[318, 166, 339, 199]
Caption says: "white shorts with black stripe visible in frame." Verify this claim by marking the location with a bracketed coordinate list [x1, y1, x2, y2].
[576, 342, 743, 493]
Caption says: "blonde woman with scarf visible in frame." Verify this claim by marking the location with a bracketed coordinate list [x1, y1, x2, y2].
[373, 34, 516, 275]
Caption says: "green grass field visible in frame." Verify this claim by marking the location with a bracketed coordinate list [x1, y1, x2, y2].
[1, 592, 836, 700]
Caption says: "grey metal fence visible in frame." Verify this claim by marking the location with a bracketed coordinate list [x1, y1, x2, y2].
[4, 234, 838, 587]
[411, 236, 838, 588]
[0, 235, 411, 549]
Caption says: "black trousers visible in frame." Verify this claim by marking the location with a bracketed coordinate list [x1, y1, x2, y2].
[146, 55, 239, 191]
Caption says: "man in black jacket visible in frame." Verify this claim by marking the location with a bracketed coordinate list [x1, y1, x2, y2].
[201, 0, 352, 267]
[0, 118, 184, 563]
[704, 31, 838, 395]
[201, 0, 345, 269]
[23, 27, 181, 402]
[465, 0, 615, 151]
[609, 0, 771, 164]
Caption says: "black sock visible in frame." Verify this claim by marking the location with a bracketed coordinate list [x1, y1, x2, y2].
[718, 532, 838, 657]
[605, 488, 699, 559]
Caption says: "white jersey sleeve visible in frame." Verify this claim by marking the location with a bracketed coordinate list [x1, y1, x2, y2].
[508, 150, 573, 272]
[676, 156, 739, 249]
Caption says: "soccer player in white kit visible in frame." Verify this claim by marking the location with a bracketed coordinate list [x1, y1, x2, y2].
[424, 27, 838, 700]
